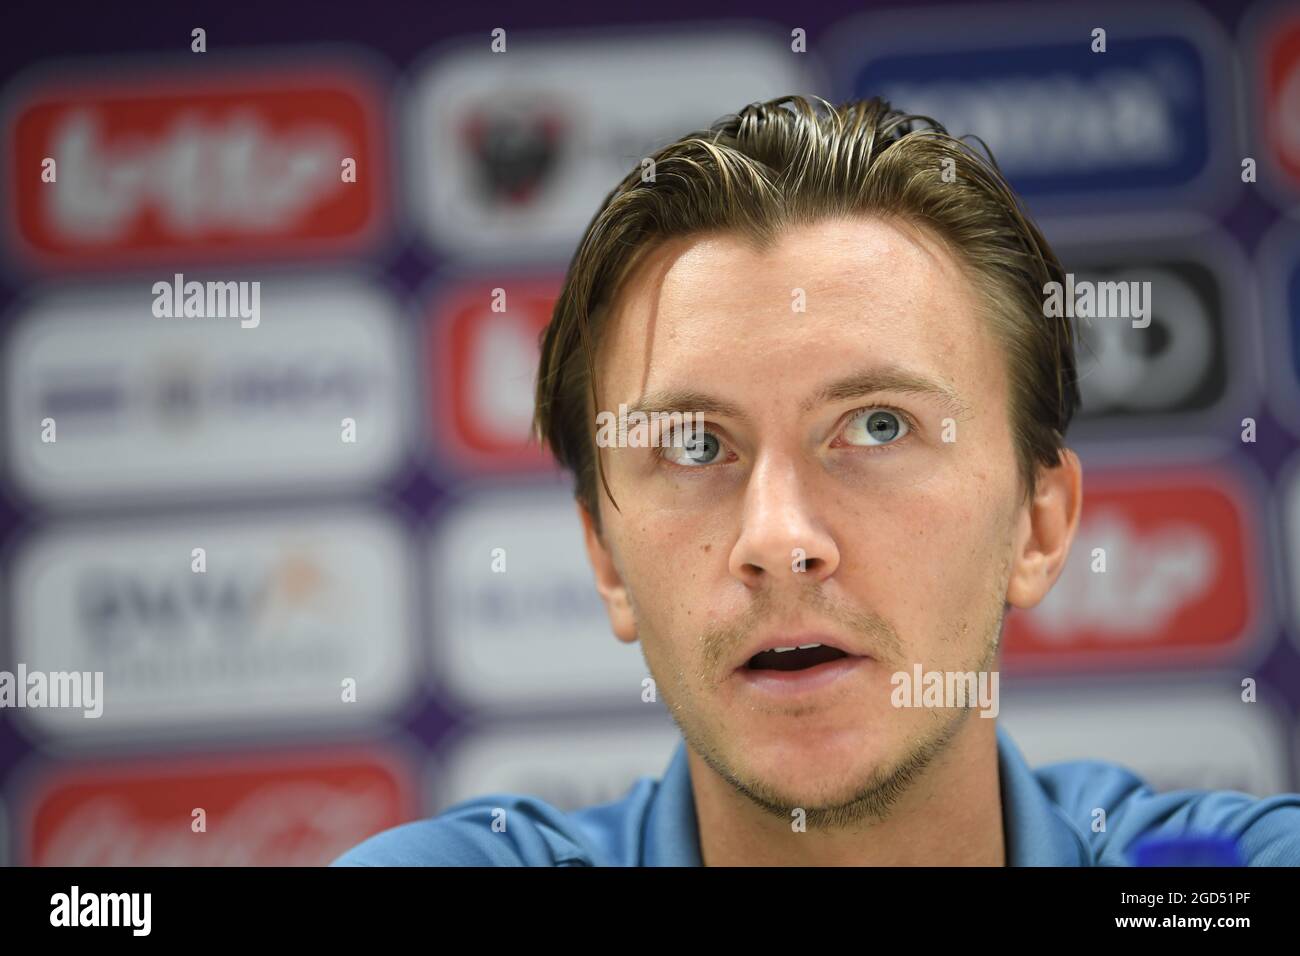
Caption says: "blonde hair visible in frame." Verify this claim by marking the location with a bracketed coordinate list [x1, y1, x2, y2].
[533, 94, 1079, 529]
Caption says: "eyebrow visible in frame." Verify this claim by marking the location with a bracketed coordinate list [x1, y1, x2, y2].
[624, 365, 971, 424]
[624, 389, 745, 422]
[802, 366, 971, 417]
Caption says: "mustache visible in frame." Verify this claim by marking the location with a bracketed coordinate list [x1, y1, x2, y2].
[699, 586, 904, 675]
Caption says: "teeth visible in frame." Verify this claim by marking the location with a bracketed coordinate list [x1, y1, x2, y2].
[797, 643, 822, 650]
[769, 643, 822, 653]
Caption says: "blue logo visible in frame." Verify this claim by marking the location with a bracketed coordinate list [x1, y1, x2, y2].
[834, 7, 1230, 214]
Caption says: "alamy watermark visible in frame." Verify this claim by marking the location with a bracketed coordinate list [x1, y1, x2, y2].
[0, 664, 103, 718]
[890, 664, 999, 718]
[50, 886, 150, 936]
[1043, 273, 1151, 328]
[595, 404, 706, 450]
[151, 272, 260, 328]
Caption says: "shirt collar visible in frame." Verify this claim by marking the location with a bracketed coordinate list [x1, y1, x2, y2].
[996, 722, 1092, 866]
[644, 724, 1090, 866]
[644, 740, 703, 866]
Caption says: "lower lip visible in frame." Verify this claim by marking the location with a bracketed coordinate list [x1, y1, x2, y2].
[734, 655, 870, 698]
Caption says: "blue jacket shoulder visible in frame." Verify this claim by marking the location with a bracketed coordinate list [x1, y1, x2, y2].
[331, 779, 659, 867]
[1031, 758, 1300, 866]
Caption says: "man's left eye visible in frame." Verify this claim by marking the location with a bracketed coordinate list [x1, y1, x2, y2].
[842, 408, 909, 446]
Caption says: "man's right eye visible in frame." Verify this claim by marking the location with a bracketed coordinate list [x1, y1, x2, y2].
[661, 430, 723, 467]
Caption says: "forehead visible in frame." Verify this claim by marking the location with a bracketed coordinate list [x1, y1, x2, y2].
[596, 216, 999, 410]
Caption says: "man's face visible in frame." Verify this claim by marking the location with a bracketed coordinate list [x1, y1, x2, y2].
[584, 215, 1029, 824]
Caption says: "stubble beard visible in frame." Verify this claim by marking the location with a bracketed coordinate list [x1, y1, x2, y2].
[646, 570, 1010, 833]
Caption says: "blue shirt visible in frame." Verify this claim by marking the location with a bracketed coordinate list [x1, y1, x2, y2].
[331, 725, 1300, 866]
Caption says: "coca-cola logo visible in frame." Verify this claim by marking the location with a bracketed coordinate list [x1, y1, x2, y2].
[8, 62, 387, 269]
[36, 784, 391, 866]
[27, 752, 413, 865]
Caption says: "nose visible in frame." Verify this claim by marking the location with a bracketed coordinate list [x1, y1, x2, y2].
[728, 451, 840, 589]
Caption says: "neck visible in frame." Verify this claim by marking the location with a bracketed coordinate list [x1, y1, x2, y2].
[688, 717, 1005, 866]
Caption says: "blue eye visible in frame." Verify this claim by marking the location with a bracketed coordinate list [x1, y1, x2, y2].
[843, 409, 909, 446]
[662, 430, 722, 466]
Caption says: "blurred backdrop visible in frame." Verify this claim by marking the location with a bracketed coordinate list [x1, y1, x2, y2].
[1, 0, 1298, 865]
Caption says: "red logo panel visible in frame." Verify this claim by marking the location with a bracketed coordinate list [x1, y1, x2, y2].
[8, 63, 387, 268]
[1260, 12, 1300, 188]
[427, 277, 561, 473]
[25, 747, 415, 865]
[1003, 468, 1260, 671]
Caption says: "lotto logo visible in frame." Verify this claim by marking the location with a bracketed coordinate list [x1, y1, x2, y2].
[1003, 468, 1262, 671]
[6, 59, 388, 269]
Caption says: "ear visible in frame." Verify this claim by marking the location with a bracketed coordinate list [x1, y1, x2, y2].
[1006, 448, 1083, 609]
[577, 501, 638, 644]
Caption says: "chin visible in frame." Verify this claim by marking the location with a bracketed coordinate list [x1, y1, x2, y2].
[734, 725, 894, 797]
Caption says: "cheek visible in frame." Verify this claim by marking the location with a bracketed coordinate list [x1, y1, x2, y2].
[835, 471, 1011, 640]
[618, 497, 731, 568]
[613, 510, 722, 622]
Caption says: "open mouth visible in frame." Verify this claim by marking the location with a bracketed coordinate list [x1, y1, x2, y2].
[746, 644, 850, 672]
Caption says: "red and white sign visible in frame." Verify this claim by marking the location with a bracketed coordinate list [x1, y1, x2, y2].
[1003, 468, 1262, 671]
[1253, 5, 1300, 194]
[425, 277, 561, 474]
[24, 747, 415, 866]
[6, 59, 388, 269]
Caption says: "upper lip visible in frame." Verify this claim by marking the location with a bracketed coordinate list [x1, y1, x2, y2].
[732, 631, 867, 671]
